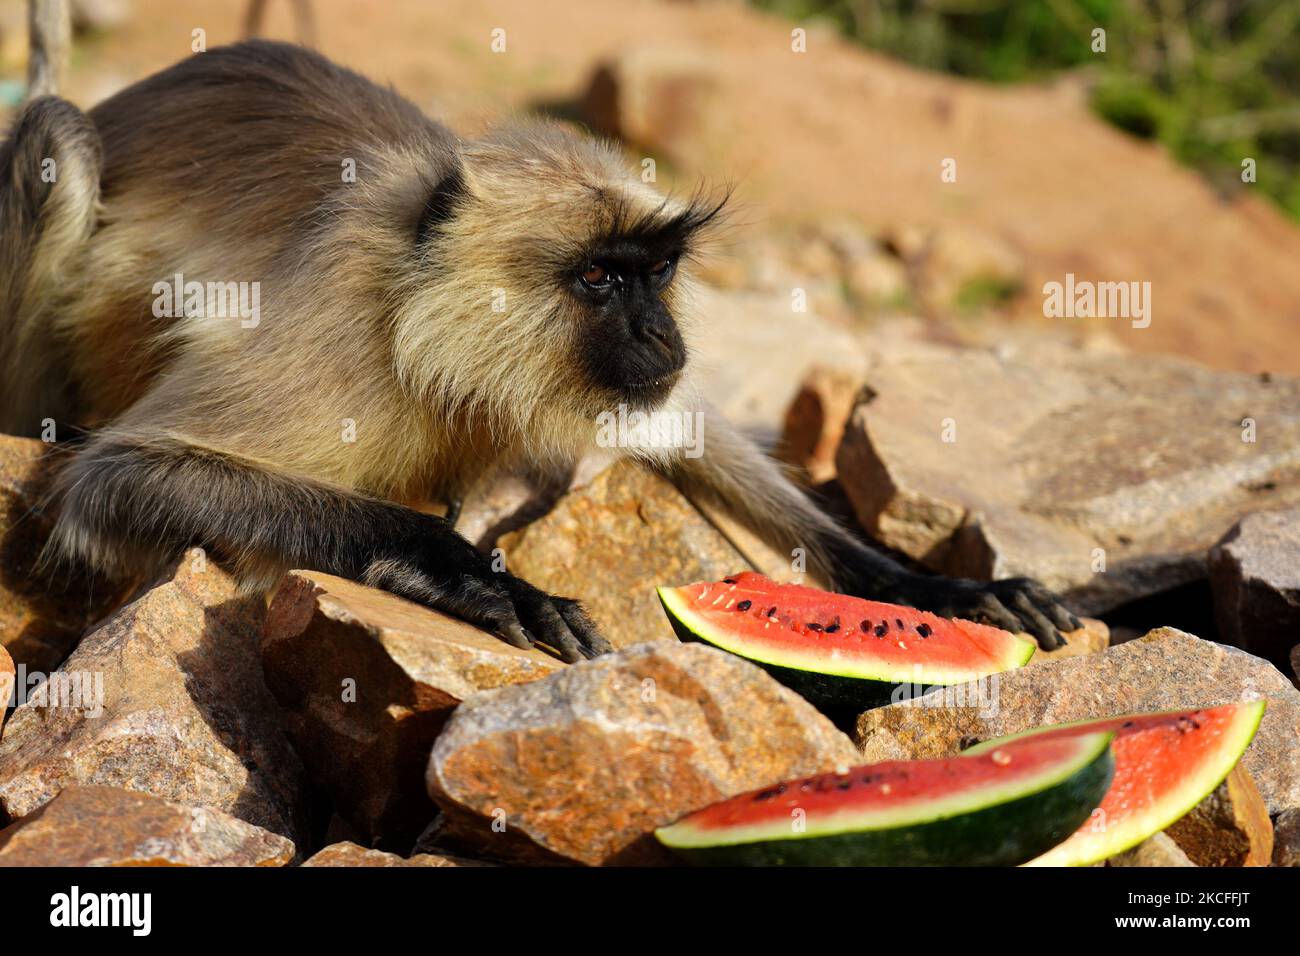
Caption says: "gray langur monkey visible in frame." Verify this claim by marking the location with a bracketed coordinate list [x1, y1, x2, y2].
[0, 39, 1080, 662]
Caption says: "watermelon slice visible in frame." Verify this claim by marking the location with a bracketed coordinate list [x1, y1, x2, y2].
[655, 730, 1115, 866]
[657, 572, 1035, 716]
[965, 701, 1266, 866]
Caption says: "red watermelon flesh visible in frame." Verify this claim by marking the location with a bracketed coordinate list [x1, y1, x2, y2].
[655, 731, 1115, 865]
[657, 572, 1035, 685]
[966, 701, 1266, 866]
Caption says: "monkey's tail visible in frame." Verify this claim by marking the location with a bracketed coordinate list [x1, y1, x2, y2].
[0, 93, 101, 435]
[26, 0, 71, 101]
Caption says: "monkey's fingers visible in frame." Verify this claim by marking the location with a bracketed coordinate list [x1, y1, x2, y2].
[1005, 591, 1064, 651]
[984, 577, 1078, 650]
[511, 588, 587, 664]
[429, 573, 537, 650]
[1016, 579, 1083, 633]
[554, 598, 612, 659]
[965, 593, 1025, 636]
[500, 622, 536, 652]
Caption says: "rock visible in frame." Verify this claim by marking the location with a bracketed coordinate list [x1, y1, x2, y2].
[427, 641, 861, 866]
[1107, 832, 1196, 867]
[0, 435, 133, 672]
[844, 252, 911, 312]
[1165, 764, 1273, 866]
[1026, 618, 1110, 666]
[905, 225, 1025, 314]
[581, 49, 725, 167]
[1210, 509, 1300, 669]
[261, 570, 563, 848]
[689, 286, 868, 438]
[0, 785, 294, 867]
[0, 550, 308, 843]
[854, 627, 1300, 816]
[779, 366, 863, 484]
[836, 343, 1300, 615]
[300, 841, 486, 867]
[499, 461, 751, 650]
[1273, 809, 1300, 866]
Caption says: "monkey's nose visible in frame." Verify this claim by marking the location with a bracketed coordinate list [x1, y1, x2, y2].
[641, 323, 673, 349]
[636, 314, 678, 354]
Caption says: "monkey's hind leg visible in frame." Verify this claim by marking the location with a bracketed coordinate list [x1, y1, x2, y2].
[50, 429, 612, 663]
[0, 95, 101, 435]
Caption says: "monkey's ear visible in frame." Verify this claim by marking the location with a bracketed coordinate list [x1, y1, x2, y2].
[416, 166, 467, 244]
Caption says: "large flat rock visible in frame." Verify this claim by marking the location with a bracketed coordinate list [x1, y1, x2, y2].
[262, 570, 563, 848]
[836, 344, 1300, 614]
[0, 785, 294, 866]
[853, 627, 1300, 816]
[427, 641, 860, 865]
[499, 461, 751, 650]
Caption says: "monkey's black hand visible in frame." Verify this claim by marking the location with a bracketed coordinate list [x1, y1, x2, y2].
[365, 517, 612, 663]
[874, 573, 1081, 650]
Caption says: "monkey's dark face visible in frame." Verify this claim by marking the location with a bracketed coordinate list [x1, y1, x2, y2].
[569, 240, 687, 409]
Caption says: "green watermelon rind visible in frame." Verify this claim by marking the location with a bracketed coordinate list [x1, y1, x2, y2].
[656, 584, 1034, 717]
[965, 701, 1266, 867]
[655, 731, 1116, 867]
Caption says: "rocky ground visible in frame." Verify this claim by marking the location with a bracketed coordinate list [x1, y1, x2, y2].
[0, 0, 1298, 867]
[0, 340, 1297, 866]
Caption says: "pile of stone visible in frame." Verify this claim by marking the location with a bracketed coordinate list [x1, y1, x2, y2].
[1, 342, 1297, 870]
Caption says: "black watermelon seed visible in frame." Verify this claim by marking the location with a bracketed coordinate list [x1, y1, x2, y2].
[895, 618, 904, 629]
[860, 619, 871, 632]
[736, 600, 752, 612]
[825, 623, 840, 633]
[766, 606, 777, 617]
[755, 782, 788, 801]
[806, 622, 823, 632]
[723, 578, 737, 584]
[916, 623, 932, 638]
[874, 623, 888, 637]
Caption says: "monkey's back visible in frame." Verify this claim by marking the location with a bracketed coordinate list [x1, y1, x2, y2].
[62, 41, 458, 427]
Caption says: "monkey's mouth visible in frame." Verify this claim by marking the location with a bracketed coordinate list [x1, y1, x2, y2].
[619, 372, 681, 407]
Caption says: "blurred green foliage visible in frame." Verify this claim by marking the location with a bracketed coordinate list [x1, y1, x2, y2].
[751, 0, 1300, 218]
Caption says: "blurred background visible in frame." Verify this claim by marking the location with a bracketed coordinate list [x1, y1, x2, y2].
[2, 0, 1298, 433]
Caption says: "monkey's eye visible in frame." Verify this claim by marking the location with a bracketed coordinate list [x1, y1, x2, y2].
[650, 253, 679, 286]
[580, 263, 611, 289]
